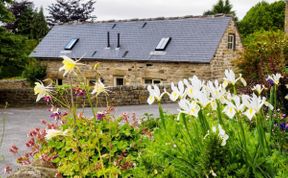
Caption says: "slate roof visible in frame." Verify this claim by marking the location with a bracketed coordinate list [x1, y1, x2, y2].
[30, 15, 232, 63]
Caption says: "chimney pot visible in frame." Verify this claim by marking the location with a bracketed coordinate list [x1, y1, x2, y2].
[107, 31, 110, 48]
[117, 33, 120, 48]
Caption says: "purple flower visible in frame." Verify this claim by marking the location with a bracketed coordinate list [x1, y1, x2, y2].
[267, 79, 274, 86]
[280, 122, 288, 131]
[50, 108, 62, 120]
[96, 112, 105, 120]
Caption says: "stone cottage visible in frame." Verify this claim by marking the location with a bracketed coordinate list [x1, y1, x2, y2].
[30, 15, 242, 86]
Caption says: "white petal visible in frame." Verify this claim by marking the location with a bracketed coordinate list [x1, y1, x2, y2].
[147, 95, 155, 105]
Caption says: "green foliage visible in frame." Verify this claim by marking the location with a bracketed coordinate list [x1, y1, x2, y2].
[238, 1, 285, 37]
[14, 59, 287, 177]
[31, 7, 49, 40]
[39, 115, 145, 177]
[0, 0, 14, 23]
[5, 1, 49, 40]
[22, 59, 46, 85]
[236, 30, 288, 82]
[0, 30, 38, 79]
[203, 0, 236, 18]
[134, 109, 287, 177]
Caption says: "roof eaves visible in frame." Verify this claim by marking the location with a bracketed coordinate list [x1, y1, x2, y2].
[34, 56, 211, 64]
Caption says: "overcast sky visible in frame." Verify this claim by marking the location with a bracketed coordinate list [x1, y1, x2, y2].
[32, 0, 278, 20]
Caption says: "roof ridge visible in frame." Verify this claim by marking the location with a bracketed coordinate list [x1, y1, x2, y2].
[55, 14, 233, 26]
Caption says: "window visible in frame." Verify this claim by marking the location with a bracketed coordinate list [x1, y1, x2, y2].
[56, 79, 63, 85]
[114, 77, 124, 86]
[228, 34, 236, 50]
[89, 79, 96, 86]
[155, 37, 171, 51]
[153, 80, 161, 84]
[89, 78, 104, 86]
[144, 79, 152, 84]
[64, 38, 79, 50]
[144, 79, 161, 85]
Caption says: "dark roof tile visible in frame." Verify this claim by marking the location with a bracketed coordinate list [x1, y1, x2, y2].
[31, 15, 232, 63]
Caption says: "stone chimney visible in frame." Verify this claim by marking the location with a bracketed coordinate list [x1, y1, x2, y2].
[285, 0, 288, 33]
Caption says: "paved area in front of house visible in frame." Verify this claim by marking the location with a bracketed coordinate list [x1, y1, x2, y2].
[0, 104, 178, 176]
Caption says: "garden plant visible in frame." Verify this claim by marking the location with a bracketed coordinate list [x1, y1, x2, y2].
[5, 56, 288, 177]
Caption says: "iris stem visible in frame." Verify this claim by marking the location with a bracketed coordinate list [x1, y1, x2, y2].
[158, 102, 166, 130]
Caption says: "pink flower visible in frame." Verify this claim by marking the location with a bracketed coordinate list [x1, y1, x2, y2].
[41, 119, 48, 125]
[9, 145, 18, 154]
[25, 138, 35, 148]
[43, 96, 52, 103]
[55, 172, 63, 178]
[121, 112, 129, 123]
[74, 87, 86, 97]
[3, 165, 12, 174]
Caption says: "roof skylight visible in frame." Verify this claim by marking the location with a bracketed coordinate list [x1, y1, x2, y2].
[155, 37, 171, 51]
[64, 38, 79, 50]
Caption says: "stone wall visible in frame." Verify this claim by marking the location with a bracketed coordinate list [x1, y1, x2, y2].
[210, 19, 243, 80]
[0, 85, 171, 107]
[41, 60, 212, 86]
[0, 89, 37, 107]
[0, 79, 30, 89]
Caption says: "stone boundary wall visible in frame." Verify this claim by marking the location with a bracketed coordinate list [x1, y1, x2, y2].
[0, 85, 172, 107]
[0, 79, 30, 89]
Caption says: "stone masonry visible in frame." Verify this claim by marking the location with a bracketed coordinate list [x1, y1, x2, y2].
[0, 85, 172, 107]
[40, 18, 242, 86]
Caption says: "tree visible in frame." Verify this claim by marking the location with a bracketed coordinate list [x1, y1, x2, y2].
[0, 0, 14, 23]
[203, 0, 236, 17]
[0, 29, 38, 78]
[47, 0, 96, 25]
[31, 7, 49, 40]
[5, 0, 49, 40]
[238, 1, 285, 37]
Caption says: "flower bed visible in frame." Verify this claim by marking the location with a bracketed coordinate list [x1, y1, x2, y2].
[5, 56, 288, 177]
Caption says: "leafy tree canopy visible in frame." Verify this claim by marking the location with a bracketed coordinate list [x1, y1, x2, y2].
[203, 0, 236, 18]
[5, 0, 49, 40]
[47, 0, 96, 25]
[0, 0, 14, 23]
[238, 1, 285, 37]
[0, 29, 38, 78]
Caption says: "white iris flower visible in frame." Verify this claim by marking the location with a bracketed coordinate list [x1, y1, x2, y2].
[223, 69, 247, 86]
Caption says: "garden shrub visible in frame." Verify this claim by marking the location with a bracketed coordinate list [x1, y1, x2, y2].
[236, 30, 288, 83]
[38, 111, 145, 177]
[22, 58, 46, 85]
